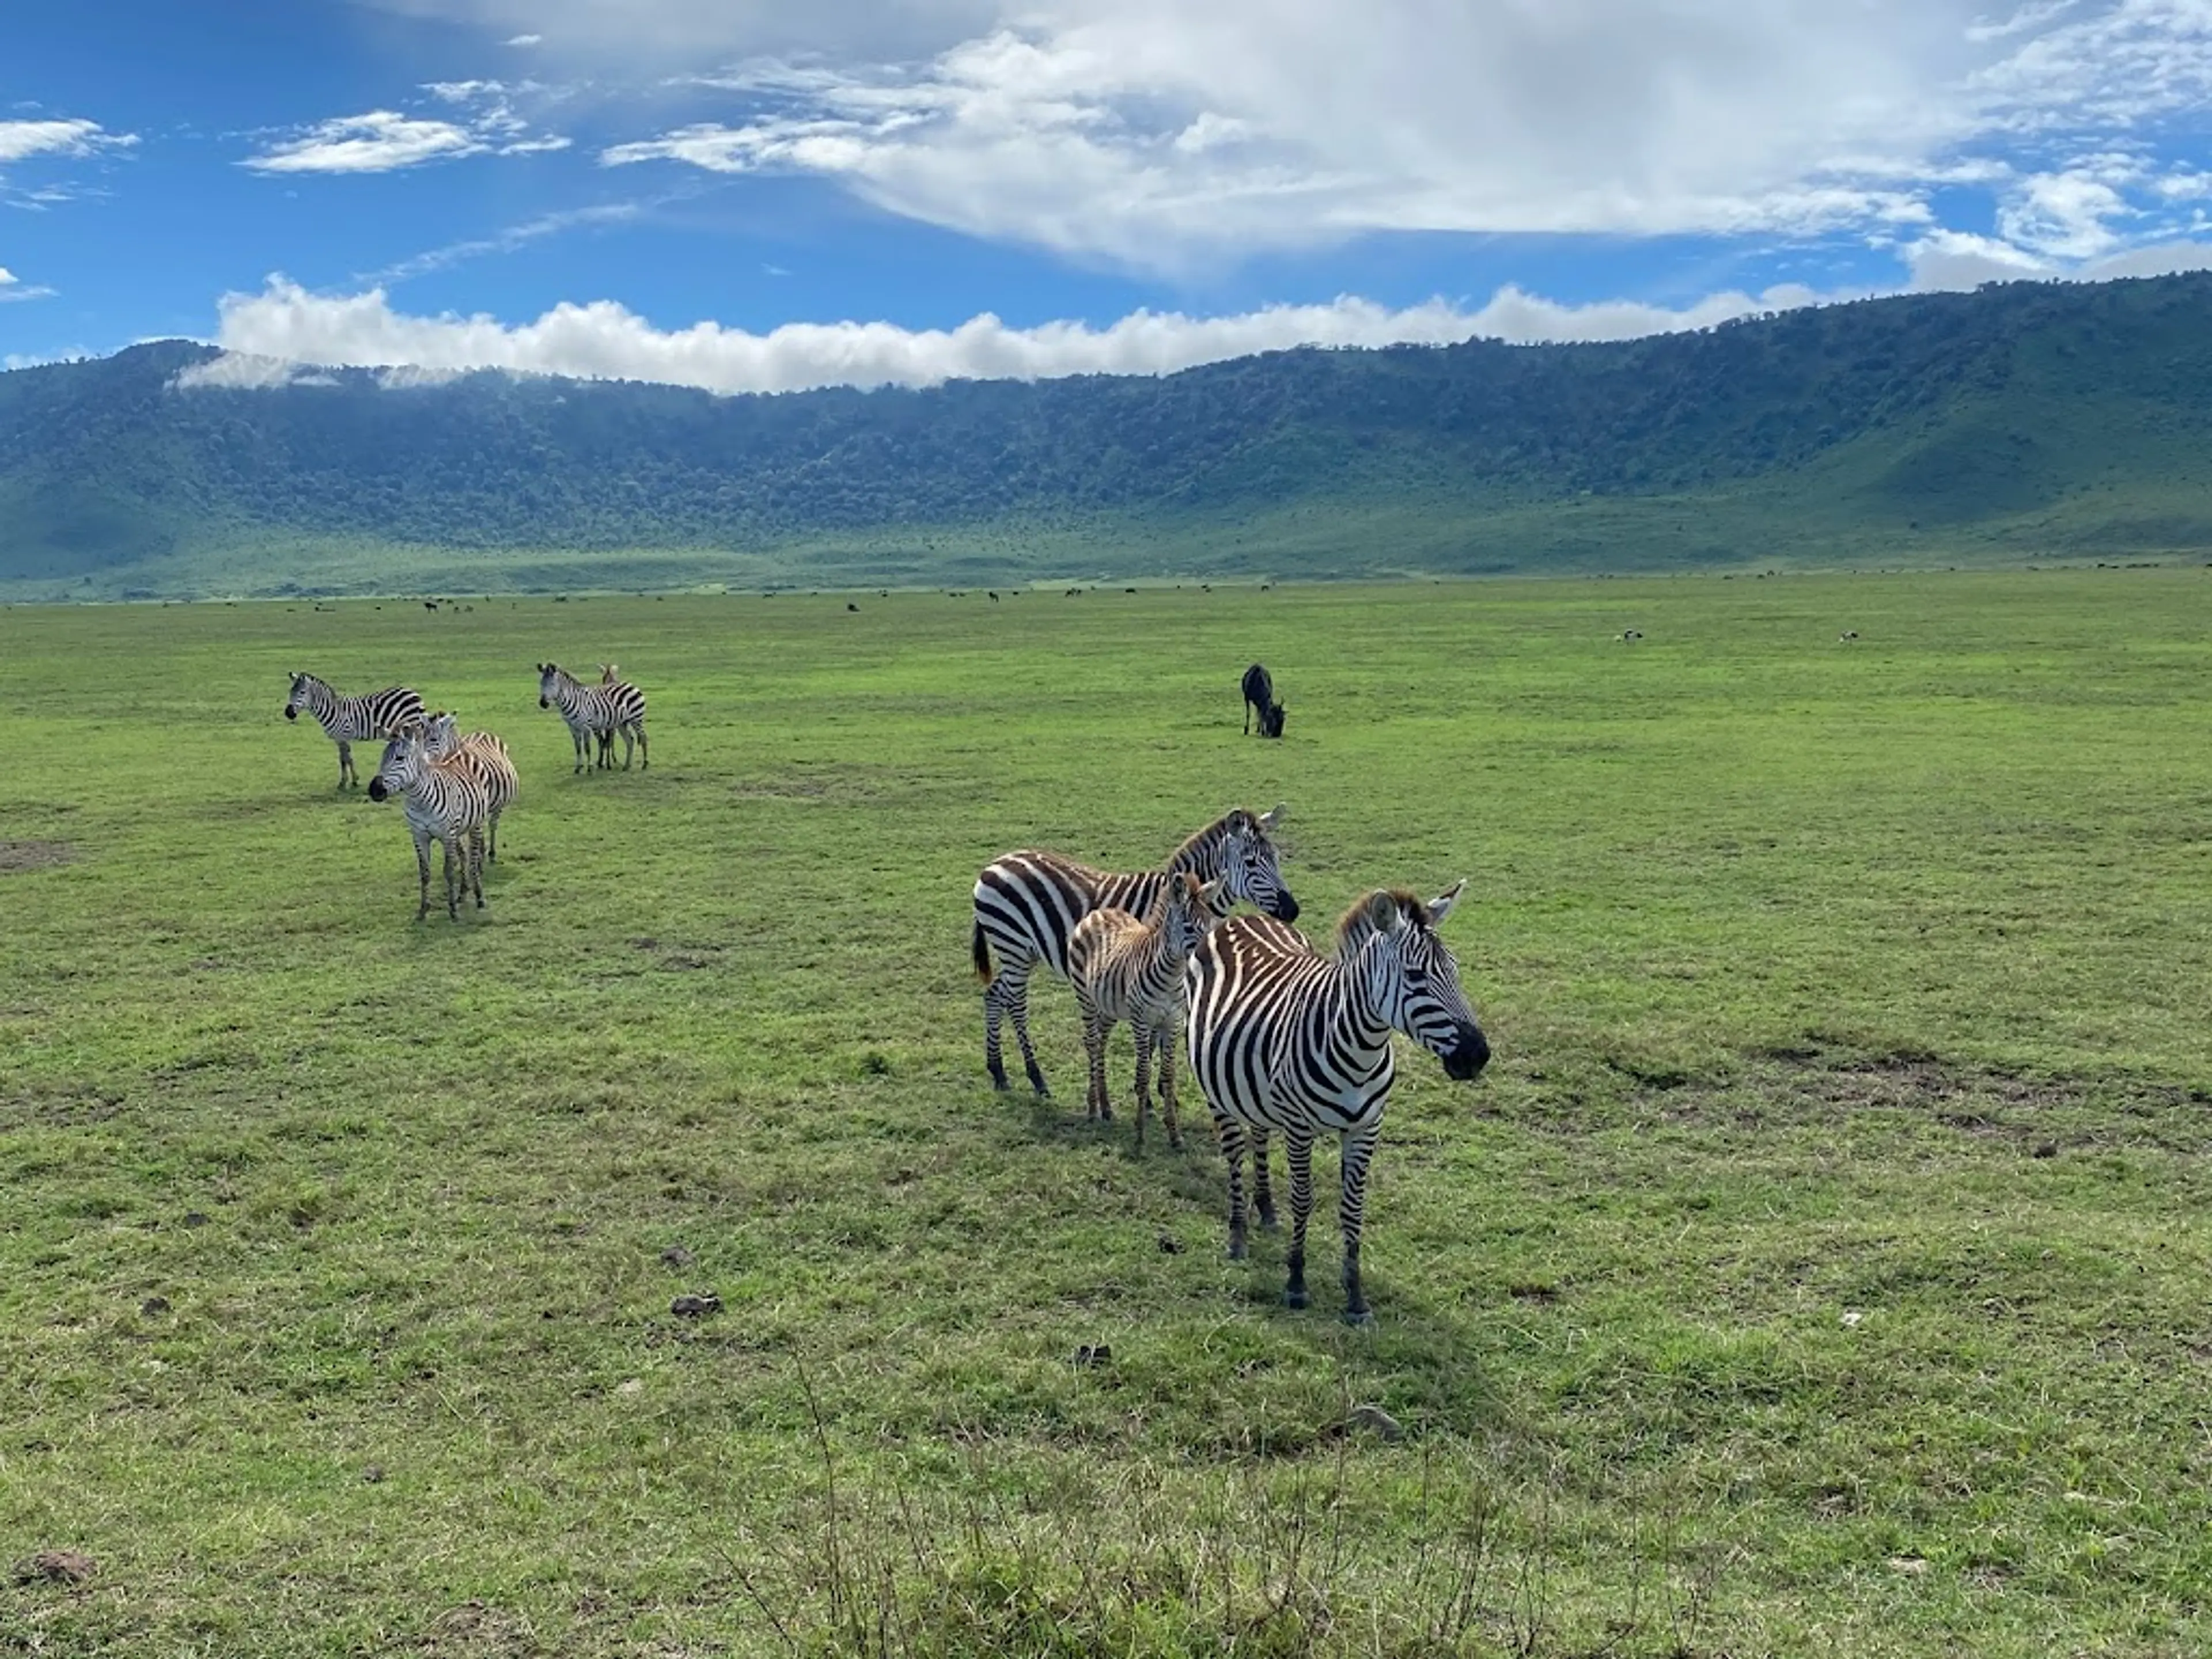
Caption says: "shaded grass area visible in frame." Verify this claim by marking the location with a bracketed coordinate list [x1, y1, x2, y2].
[4, 569, 2212, 1654]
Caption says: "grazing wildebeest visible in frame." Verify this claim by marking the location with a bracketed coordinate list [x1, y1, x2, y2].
[1840, 630, 1859, 641]
[1619, 629, 1643, 642]
[1242, 664, 1285, 738]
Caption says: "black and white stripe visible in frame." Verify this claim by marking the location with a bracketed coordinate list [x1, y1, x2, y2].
[537, 662, 647, 772]
[283, 672, 425, 790]
[970, 806, 1298, 1096]
[1184, 883, 1488, 1323]
[420, 711, 519, 862]
[367, 729, 494, 920]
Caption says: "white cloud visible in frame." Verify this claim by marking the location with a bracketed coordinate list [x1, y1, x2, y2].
[0, 118, 134, 165]
[243, 88, 568, 175]
[244, 112, 489, 174]
[362, 199, 649, 283]
[0, 266, 56, 302]
[506, 32, 543, 46]
[178, 274, 1858, 397]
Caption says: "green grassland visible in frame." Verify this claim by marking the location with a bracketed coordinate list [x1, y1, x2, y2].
[6, 570, 2212, 1656]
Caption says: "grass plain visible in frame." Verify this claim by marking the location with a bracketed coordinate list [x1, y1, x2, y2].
[5, 568, 2212, 1656]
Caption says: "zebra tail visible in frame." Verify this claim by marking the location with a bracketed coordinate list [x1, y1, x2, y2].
[971, 919, 994, 984]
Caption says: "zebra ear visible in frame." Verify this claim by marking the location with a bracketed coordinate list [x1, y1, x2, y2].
[1365, 891, 1402, 934]
[1429, 880, 1467, 924]
[1198, 876, 1228, 907]
[1257, 803, 1287, 833]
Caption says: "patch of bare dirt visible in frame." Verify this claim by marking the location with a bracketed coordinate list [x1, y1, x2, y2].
[0, 840, 73, 874]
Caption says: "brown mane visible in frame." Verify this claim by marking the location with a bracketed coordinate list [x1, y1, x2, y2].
[1335, 888, 1430, 952]
[1169, 808, 1262, 868]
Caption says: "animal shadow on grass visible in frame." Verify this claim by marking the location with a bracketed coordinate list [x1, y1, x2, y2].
[1001, 1089, 1509, 1423]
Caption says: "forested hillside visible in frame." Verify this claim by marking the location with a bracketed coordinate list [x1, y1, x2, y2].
[9, 272, 2212, 595]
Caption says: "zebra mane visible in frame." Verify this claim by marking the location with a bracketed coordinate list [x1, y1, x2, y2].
[1334, 889, 1431, 953]
[1169, 808, 1263, 869]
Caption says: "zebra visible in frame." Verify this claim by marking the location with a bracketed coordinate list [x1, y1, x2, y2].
[536, 663, 646, 772]
[283, 673, 425, 790]
[366, 727, 494, 920]
[1184, 883, 1488, 1323]
[596, 664, 649, 770]
[971, 806, 1298, 1096]
[1067, 872, 1225, 1149]
[418, 711, 518, 863]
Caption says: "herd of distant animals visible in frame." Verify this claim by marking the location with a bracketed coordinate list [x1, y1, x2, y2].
[286, 647, 1478, 1320]
[283, 662, 646, 921]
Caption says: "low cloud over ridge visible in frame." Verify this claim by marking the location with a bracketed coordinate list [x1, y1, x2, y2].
[180, 277, 1832, 395]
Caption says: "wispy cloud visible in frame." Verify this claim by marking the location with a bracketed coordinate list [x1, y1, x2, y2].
[0, 115, 135, 207]
[244, 112, 490, 174]
[243, 84, 567, 175]
[361, 199, 650, 283]
[0, 266, 57, 302]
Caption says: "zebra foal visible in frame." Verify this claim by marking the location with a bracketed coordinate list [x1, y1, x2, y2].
[971, 806, 1300, 1096]
[368, 728, 493, 920]
[419, 711, 518, 862]
[1067, 872, 1223, 1149]
[283, 673, 425, 790]
[1184, 883, 1488, 1323]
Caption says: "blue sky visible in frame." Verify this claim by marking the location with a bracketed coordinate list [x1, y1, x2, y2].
[9, 0, 2212, 390]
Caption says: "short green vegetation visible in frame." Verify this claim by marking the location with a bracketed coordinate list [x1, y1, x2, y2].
[4, 569, 2211, 1655]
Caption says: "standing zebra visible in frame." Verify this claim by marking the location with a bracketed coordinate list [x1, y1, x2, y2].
[537, 663, 647, 772]
[1067, 872, 1224, 1149]
[1184, 884, 1488, 1323]
[596, 663, 649, 770]
[971, 806, 1299, 1096]
[367, 728, 493, 920]
[283, 673, 425, 790]
[419, 711, 518, 862]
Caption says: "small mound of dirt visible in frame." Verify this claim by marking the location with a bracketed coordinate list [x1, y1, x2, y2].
[0, 840, 73, 874]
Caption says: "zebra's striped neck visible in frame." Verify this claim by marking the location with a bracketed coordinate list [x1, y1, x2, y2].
[293, 676, 341, 731]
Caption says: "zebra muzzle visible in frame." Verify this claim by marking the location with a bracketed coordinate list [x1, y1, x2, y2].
[366, 779, 389, 802]
[1442, 1027, 1489, 1081]
[539, 697, 551, 709]
[284, 707, 297, 719]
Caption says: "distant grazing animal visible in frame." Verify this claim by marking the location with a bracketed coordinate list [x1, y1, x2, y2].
[367, 727, 493, 920]
[418, 711, 518, 863]
[989, 591, 1000, 602]
[1840, 630, 1859, 641]
[537, 662, 647, 772]
[283, 673, 425, 790]
[971, 806, 1300, 1096]
[1068, 872, 1224, 1149]
[1241, 663, 1285, 738]
[1185, 885, 1488, 1323]
[1619, 629, 1643, 642]
[848, 603, 859, 612]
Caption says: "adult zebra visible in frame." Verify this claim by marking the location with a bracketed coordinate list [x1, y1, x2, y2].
[1184, 884, 1488, 1323]
[537, 663, 647, 772]
[283, 673, 425, 790]
[419, 711, 518, 862]
[367, 728, 494, 920]
[596, 663, 650, 770]
[971, 806, 1298, 1096]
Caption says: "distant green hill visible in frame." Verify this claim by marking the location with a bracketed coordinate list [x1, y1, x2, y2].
[11, 272, 2212, 597]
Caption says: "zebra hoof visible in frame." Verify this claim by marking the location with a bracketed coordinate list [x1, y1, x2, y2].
[1283, 1288, 1309, 1310]
[1341, 1308, 1374, 1328]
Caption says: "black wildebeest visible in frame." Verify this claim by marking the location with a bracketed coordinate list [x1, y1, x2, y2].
[1241, 663, 1286, 738]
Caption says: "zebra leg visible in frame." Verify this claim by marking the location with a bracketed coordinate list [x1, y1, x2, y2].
[1258, 1138, 1281, 1228]
[338, 740, 354, 790]
[634, 721, 648, 770]
[412, 827, 434, 921]
[1132, 1027, 1152, 1147]
[1283, 1131, 1316, 1308]
[1218, 1116, 1251, 1260]
[1340, 1126, 1380, 1325]
[468, 827, 487, 909]
[1081, 1004, 1109, 1123]
[1006, 968, 1051, 1096]
[620, 725, 635, 770]
[440, 832, 461, 920]
[1156, 1027, 1183, 1150]
[486, 808, 498, 863]
[983, 957, 1032, 1090]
